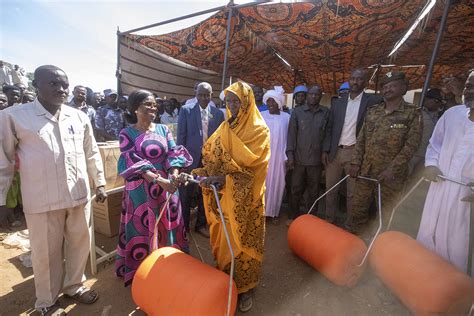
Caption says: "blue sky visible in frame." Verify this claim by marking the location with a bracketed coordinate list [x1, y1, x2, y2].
[1, 0, 245, 92]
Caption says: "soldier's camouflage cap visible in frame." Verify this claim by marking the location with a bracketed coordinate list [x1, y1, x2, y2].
[380, 71, 407, 86]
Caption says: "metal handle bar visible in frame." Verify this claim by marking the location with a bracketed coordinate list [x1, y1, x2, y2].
[388, 175, 473, 276]
[305, 175, 382, 267]
[306, 175, 350, 215]
[356, 177, 382, 268]
[388, 175, 473, 230]
[306, 175, 379, 215]
[438, 175, 473, 189]
[387, 177, 425, 230]
[188, 177, 234, 316]
[151, 193, 173, 250]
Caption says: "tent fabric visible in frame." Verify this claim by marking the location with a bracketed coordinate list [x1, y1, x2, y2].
[119, 37, 224, 101]
[121, 1, 474, 94]
[392, 1, 474, 89]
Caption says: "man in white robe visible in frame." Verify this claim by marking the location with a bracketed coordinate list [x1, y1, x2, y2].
[261, 87, 290, 221]
[417, 70, 474, 273]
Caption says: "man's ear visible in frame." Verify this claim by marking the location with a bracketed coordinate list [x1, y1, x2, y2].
[32, 80, 37, 89]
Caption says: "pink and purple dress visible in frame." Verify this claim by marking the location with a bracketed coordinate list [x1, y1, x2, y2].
[115, 124, 192, 286]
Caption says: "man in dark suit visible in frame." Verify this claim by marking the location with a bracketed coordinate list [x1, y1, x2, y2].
[322, 69, 382, 225]
[177, 82, 225, 237]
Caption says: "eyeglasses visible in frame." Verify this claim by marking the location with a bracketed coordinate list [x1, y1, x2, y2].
[140, 101, 157, 109]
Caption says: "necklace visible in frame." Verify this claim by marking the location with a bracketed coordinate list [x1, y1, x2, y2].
[134, 122, 154, 133]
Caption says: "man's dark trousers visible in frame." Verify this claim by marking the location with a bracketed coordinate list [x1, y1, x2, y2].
[289, 164, 322, 219]
[179, 182, 207, 232]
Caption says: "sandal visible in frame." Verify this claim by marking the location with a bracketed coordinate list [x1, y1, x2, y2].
[38, 301, 66, 316]
[65, 287, 99, 304]
[238, 290, 253, 313]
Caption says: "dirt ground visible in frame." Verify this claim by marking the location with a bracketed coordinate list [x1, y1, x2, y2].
[0, 181, 430, 316]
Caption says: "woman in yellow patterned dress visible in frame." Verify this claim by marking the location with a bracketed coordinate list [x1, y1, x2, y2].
[192, 81, 270, 312]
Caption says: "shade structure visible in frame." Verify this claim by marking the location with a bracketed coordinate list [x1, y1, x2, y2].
[119, 37, 225, 100]
[120, 1, 474, 95]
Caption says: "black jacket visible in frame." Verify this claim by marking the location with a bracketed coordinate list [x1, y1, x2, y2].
[323, 92, 382, 161]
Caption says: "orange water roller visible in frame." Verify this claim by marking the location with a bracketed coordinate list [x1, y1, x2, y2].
[369, 231, 474, 315]
[287, 175, 382, 287]
[131, 247, 238, 316]
[288, 214, 368, 287]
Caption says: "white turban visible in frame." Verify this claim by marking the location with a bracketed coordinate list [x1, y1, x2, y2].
[263, 86, 285, 109]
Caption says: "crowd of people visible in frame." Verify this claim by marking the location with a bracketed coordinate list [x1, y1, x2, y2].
[0, 61, 36, 110]
[0, 62, 472, 315]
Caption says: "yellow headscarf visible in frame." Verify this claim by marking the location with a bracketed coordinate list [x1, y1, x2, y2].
[193, 81, 270, 293]
[222, 81, 270, 173]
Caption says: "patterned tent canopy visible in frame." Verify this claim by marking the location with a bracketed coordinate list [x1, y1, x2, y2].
[121, 1, 474, 94]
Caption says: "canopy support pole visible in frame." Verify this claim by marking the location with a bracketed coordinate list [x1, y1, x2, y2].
[419, 0, 451, 108]
[374, 64, 381, 95]
[116, 28, 122, 95]
[122, 5, 226, 35]
[221, 4, 234, 91]
[121, 1, 269, 35]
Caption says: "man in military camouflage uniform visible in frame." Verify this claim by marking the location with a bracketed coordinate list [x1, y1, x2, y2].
[95, 90, 125, 141]
[347, 72, 422, 233]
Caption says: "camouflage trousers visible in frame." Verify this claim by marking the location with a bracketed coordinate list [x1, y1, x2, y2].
[349, 178, 402, 231]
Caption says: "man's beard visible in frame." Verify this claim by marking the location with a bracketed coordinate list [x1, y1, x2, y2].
[462, 95, 474, 109]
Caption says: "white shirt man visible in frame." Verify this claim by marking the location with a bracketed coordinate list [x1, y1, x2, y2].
[0, 65, 106, 315]
[417, 105, 474, 273]
[0, 99, 105, 211]
[338, 91, 362, 146]
[322, 69, 382, 225]
[417, 71, 474, 274]
[200, 103, 210, 143]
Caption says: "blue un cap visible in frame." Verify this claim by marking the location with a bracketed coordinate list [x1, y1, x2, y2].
[293, 85, 308, 95]
[339, 82, 350, 92]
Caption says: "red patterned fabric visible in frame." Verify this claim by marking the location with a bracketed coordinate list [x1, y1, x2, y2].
[390, 1, 474, 89]
[123, 1, 474, 93]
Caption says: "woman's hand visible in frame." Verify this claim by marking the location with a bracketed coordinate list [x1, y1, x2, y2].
[169, 168, 179, 181]
[170, 172, 194, 186]
[157, 178, 178, 193]
[143, 171, 158, 183]
[144, 171, 176, 192]
[200, 175, 226, 190]
[169, 171, 179, 187]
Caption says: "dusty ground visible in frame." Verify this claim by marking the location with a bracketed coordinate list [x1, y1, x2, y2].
[0, 181, 430, 316]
